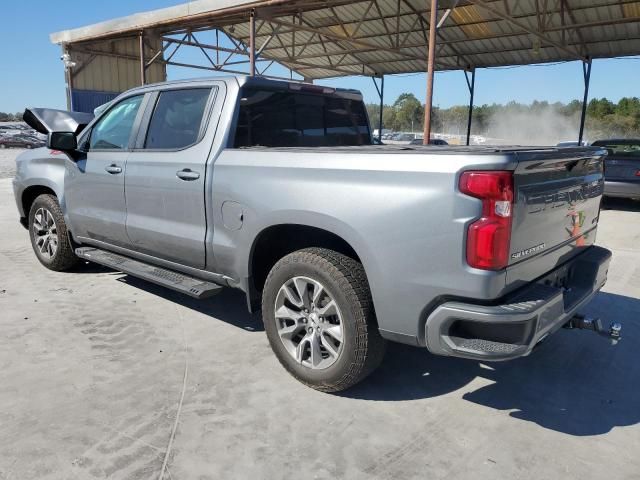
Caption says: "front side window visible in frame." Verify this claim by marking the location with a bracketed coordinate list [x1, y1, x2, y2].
[88, 95, 144, 150]
[144, 88, 212, 149]
[234, 88, 371, 148]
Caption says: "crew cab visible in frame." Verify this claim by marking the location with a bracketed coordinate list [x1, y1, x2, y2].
[13, 76, 617, 392]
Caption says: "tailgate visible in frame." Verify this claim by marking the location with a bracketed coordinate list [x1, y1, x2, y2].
[605, 155, 640, 180]
[509, 148, 605, 267]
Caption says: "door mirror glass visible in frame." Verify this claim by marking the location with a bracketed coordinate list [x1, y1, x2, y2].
[48, 131, 77, 151]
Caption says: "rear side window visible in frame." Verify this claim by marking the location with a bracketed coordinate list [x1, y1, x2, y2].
[234, 87, 371, 147]
[145, 88, 211, 149]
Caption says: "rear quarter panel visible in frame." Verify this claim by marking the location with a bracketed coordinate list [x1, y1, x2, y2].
[211, 149, 518, 342]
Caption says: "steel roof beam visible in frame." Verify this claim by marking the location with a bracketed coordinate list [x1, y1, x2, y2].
[241, 12, 640, 60]
[261, 15, 434, 64]
[231, 0, 638, 42]
[469, 0, 587, 61]
[559, 0, 589, 56]
[234, 0, 638, 57]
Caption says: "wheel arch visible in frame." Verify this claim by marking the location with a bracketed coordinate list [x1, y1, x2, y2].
[246, 223, 369, 312]
[20, 184, 59, 227]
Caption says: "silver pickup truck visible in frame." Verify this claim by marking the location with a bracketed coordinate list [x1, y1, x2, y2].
[14, 76, 618, 392]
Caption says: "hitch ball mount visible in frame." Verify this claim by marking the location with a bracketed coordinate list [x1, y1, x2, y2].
[564, 314, 622, 345]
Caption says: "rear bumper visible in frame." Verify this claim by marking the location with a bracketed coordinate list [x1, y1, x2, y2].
[425, 245, 611, 361]
[604, 180, 640, 199]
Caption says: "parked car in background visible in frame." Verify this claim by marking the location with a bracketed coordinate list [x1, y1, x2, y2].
[0, 134, 45, 149]
[591, 139, 640, 200]
[557, 140, 589, 147]
[0, 125, 22, 136]
[409, 138, 449, 146]
[393, 133, 415, 142]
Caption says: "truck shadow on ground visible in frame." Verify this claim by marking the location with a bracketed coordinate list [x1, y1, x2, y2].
[68, 260, 115, 274]
[342, 291, 640, 437]
[116, 275, 264, 332]
[99, 268, 639, 436]
[601, 197, 640, 212]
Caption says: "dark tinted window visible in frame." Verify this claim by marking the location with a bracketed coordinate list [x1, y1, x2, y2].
[592, 141, 640, 158]
[234, 87, 371, 147]
[145, 88, 211, 149]
[89, 95, 143, 150]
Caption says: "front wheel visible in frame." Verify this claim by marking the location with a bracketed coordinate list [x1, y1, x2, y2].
[262, 248, 385, 392]
[28, 194, 79, 271]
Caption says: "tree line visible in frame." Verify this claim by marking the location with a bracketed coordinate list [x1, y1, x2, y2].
[367, 94, 640, 140]
[0, 112, 24, 122]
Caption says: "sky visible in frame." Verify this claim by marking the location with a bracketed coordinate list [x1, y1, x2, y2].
[1, 0, 640, 113]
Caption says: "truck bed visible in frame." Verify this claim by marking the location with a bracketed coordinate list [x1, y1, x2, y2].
[233, 144, 603, 155]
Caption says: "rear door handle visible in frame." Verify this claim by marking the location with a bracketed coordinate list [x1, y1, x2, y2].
[176, 169, 200, 181]
[105, 164, 122, 174]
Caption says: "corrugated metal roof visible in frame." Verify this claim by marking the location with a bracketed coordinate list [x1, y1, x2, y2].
[70, 37, 165, 92]
[51, 0, 640, 79]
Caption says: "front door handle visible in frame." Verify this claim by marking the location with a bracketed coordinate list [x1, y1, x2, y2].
[105, 164, 122, 174]
[176, 169, 200, 181]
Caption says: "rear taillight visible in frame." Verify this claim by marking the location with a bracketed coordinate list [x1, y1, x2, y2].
[459, 171, 514, 270]
[635, 170, 640, 177]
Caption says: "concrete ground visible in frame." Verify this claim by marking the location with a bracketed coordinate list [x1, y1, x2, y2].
[0, 148, 23, 179]
[0, 154, 639, 479]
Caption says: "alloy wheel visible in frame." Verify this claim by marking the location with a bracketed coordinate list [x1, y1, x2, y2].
[274, 276, 344, 369]
[32, 207, 58, 260]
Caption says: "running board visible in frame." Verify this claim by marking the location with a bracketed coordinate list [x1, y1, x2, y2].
[75, 247, 223, 299]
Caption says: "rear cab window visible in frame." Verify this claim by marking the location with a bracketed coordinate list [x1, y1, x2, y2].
[233, 86, 371, 147]
[144, 88, 212, 150]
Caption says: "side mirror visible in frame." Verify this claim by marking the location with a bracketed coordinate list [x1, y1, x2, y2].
[47, 131, 77, 151]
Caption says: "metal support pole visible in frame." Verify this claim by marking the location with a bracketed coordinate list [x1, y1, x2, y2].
[423, 0, 438, 145]
[465, 69, 475, 146]
[379, 76, 384, 142]
[372, 76, 385, 142]
[62, 44, 73, 111]
[249, 9, 256, 76]
[578, 60, 592, 145]
[139, 32, 146, 85]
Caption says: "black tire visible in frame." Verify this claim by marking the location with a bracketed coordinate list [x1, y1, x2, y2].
[262, 248, 386, 392]
[28, 194, 79, 271]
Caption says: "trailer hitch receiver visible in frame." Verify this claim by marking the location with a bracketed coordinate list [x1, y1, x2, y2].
[564, 314, 622, 345]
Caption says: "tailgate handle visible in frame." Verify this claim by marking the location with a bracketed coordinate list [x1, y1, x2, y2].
[176, 169, 200, 181]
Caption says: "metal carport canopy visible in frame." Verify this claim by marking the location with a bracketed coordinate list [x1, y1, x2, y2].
[51, 0, 640, 141]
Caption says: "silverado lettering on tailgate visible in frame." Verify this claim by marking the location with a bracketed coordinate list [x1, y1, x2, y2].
[525, 180, 603, 214]
[511, 243, 546, 260]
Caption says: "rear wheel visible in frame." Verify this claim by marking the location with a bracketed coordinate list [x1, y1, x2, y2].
[262, 248, 385, 392]
[28, 194, 79, 271]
